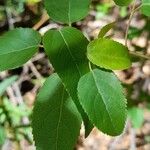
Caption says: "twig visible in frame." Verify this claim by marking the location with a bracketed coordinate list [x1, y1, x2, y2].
[33, 11, 49, 30]
[133, 4, 142, 14]
[130, 51, 150, 60]
[125, 0, 137, 47]
[9, 81, 30, 125]
[130, 127, 136, 150]
[27, 60, 42, 80]
[6, 87, 17, 105]
[124, 1, 150, 60]
[31, 53, 45, 62]
[5, 7, 15, 30]
[13, 83, 23, 104]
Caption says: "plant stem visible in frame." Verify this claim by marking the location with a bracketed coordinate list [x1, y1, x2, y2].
[125, 0, 137, 47]
[130, 51, 150, 60]
[14, 124, 31, 129]
[124, 1, 150, 60]
[133, 4, 142, 14]
[88, 61, 92, 71]
[33, 12, 49, 30]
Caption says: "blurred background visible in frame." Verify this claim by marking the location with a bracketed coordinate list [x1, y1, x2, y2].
[0, 0, 150, 149]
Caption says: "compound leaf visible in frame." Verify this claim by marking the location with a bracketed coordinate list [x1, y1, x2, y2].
[78, 69, 127, 136]
[32, 73, 81, 150]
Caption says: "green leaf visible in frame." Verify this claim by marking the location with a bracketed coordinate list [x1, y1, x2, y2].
[0, 126, 6, 145]
[113, 0, 133, 6]
[32, 73, 81, 150]
[98, 22, 116, 38]
[0, 76, 18, 96]
[87, 38, 131, 70]
[128, 107, 144, 128]
[78, 69, 127, 136]
[44, 0, 90, 24]
[141, 0, 150, 16]
[0, 28, 41, 71]
[43, 27, 93, 137]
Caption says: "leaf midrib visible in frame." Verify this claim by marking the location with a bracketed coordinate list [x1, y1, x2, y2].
[89, 52, 129, 62]
[58, 29, 82, 77]
[91, 70, 117, 133]
[0, 45, 38, 56]
[55, 88, 65, 150]
[68, 0, 71, 24]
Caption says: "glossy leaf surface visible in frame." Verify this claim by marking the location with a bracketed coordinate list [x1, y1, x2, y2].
[78, 69, 127, 136]
[32, 74, 81, 150]
[44, 0, 90, 24]
[87, 38, 131, 70]
[0, 28, 41, 71]
[43, 26, 93, 136]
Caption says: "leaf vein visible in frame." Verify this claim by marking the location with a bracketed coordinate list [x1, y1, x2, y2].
[55, 88, 65, 150]
[91, 71, 116, 133]
[58, 30, 82, 76]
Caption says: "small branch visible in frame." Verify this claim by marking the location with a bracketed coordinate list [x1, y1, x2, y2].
[6, 87, 17, 105]
[12, 82, 30, 125]
[125, 0, 137, 47]
[133, 4, 142, 14]
[130, 51, 150, 60]
[27, 60, 43, 80]
[14, 124, 31, 129]
[5, 7, 15, 30]
[130, 127, 136, 150]
[31, 53, 45, 62]
[12, 83, 23, 104]
[33, 12, 49, 30]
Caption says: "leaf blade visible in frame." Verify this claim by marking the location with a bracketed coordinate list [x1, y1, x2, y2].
[44, 0, 90, 24]
[78, 69, 127, 136]
[43, 27, 93, 136]
[87, 38, 131, 70]
[0, 28, 41, 71]
[32, 73, 82, 150]
[98, 22, 116, 38]
[141, 0, 150, 16]
[113, 0, 133, 6]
